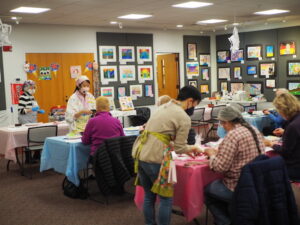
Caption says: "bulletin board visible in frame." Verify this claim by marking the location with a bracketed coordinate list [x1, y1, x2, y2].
[96, 32, 155, 108]
[0, 48, 6, 110]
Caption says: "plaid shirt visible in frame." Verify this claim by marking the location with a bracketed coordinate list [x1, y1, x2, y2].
[210, 124, 265, 191]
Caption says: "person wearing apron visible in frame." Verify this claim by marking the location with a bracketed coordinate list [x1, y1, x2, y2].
[65, 75, 96, 135]
[18, 80, 45, 163]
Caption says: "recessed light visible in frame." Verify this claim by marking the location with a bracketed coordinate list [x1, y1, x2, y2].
[254, 9, 290, 15]
[110, 21, 118, 24]
[10, 7, 50, 14]
[197, 19, 227, 24]
[11, 17, 17, 20]
[118, 14, 152, 20]
[176, 24, 183, 28]
[232, 22, 240, 26]
[172, 1, 213, 8]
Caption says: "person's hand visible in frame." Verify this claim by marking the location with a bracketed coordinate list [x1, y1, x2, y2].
[186, 145, 202, 158]
[32, 106, 40, 112]
[38, 109, 45, 114]
[204, 148, 218, 158]
[263, 109, 270, 115]
[264, 139, 274, 147]
[273, 128, 284, 137]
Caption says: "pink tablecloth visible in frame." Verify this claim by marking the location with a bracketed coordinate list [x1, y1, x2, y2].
[0, 122, 69, 162]
[134, 159, 222, 222]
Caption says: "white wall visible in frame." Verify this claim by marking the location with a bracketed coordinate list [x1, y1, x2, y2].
[0, 23, 203, 127]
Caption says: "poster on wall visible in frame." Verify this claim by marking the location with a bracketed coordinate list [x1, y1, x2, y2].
[200, 84, 209, 94]
[145, 84, 154, 97]
[247, 65, 257, 75]
[217, 50, 230, 63]
[259, 62, 276, 77]
[186, 62, 199, 78]
[138, 65, 153, 83]
[280, 41, 296, 56]
[99, 46, 116, 63]
[100, 66, 118, 84]
[233, 67, 242, 79]
[187, 43, 197, 60]
[119, 46, 135, 62]
[70, 65, 82, 79]
[11, 83, 24, 104]
[137, 46, 152, 62]
[287, 61, 300, 76]
[100, 87, 114, 98]
[39, 66, 52, 80]
[119, 65, 136, 83]
[218, 67, 230, 80]
[199, 54, 210, 66]
[266, 45, 274, 58]
[231, 49, 244, 62]
[201, 68, 209, 80]
[130, 84, 143, 99]
[118, 87, 126, 98]
[246, 45, 262, 60]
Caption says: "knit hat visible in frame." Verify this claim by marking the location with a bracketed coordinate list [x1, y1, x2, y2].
[217, 106, 242, 121]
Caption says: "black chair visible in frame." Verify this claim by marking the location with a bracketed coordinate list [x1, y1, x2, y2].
[128, 107, 151, 126]
[205, 105, 226, 142]
[190, 107, 208, 135]
[7, 125, 58, 178]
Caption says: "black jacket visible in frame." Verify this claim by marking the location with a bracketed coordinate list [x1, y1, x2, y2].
[93, 135, 137, 195]
[232, 155, 299, 225]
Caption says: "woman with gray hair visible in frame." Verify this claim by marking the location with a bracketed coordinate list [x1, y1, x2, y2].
[204, 106, 265, 225]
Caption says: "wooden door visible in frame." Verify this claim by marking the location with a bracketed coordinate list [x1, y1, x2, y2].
[26, 53, 94, 122]
[156, 53, 180, 99]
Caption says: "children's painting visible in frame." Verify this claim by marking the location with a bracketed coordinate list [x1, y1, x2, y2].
[246, 45, 262, 60]
[200, 84, 209, 94]
[100, 66, 118, 84]
[231, 49, 244, 62]
[288, 82, 300, 96]
[137, 46, 152, 62]
[145, 84, 154, 97]
[118, 87, 126, 98]
[266, 45, 274, 58]
[245, 83, 262, 96]
[218, 67, 230, 79]
[201, 68, 209, 80]
[186, 62, 199, 77]
[39, 66, 52, 80]
[187, 43, 197, 60]
[288, 61, 300, 76]
[230, 82, 244, 93]
[266, 79, 276, 88]
[217, 51, 230, 63]
[119, 46, 135, 62]
[260, 62, 276, 77]
[119, 96, 135, 111]
[99, 46, 116, 62]
[188, 80, 197, 88]
[119, 65, 136, 83]
[233, 67, 241, 79]
[280, 41, 296, 55]
[100, 87, 114, 98]
[130, 85, 143, 98]
[247, 65, 257, 75]
[138, 66, 153, 82]
[70, 65, 81, 79]
[199, 54, 210, 66]
[220, 82, 228, 92]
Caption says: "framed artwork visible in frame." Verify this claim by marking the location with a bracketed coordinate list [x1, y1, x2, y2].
[246, 45, 262, 60]
[218, 67, 230, 80]
[119, 65, 136, 83]
[287, 61, 300, 76]
[100, 87, 115, 98]
[266, 79, 276, 89]
[70, 65, 81, 79]
[201, 68, 209, 80]
[138, 65, 153, 82]
[186, 62, 199, 77]
[231, 49, 244, 62]
[280, 41, 296, 56]
[100, 66, 118, 84]
[118, 86, 126, 98]
[233, 67, 242, 79]
[144, 84, 154, 97]
[266, 45, 274, 58]
[137, 46, 152, 62]
[119, 96, 135, 111]
[199, 54, 211, 66]
[245, 82, 263, 96]
[200, 84, 209, 94]
[217, 50, 230, 63]
[99, 45, 116, 62]
[119, 46, 135, 62]
[230, 82, 244, 93]
[247, 65, 257, 75]
[287, 81, 300, 96]
[220, 81, 228, 92]
[130, 85, 143, 98]
[187, 43, 197, 60]
[259, 62, 276, 77]
[188, 79, 198, 88]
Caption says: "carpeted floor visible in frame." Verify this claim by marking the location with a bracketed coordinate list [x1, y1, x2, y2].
[0, 158, 211, 225]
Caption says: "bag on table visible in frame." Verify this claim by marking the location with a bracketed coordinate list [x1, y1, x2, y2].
[62, 177, 88, 199]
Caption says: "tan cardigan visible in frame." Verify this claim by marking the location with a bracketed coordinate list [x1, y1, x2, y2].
[132, 101, 192, 164]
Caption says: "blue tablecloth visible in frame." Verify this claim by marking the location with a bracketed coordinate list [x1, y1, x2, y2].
[217, 114, 272, 138]
[40, 136, 90, 186]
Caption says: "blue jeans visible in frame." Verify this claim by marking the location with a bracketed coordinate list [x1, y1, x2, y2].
[205, 179, 233, 225]
[138, 161, 173, 225]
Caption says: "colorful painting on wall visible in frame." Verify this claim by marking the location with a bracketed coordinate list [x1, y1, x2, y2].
[231, 49, 244, 62]
[200, 84, 209, 94]
[233, 67, 242, 79]
[217, 50, 230, 63]
[245, 83, 262, 96]
[247, 65, 257, 75]
[288, 82, 300, 96]
[259, 62, 276, 77]
[230, 82, 244, 93]
[119, 65, 136, 83]
[39, 66, 52, 80]
[186, 62, 199, 77]
[137, 46, 152, 62]
[118, 87, 126, 98]
[130, 85, 143, 98]
[199, 54, 210, 66]
[145, 84, 154, 97]
[100, 87, 114, 98]
[70, 65, 81, 79]
[100, 66, 118, 84]
[187, 43, 197, 60]
[266, 79, 276, 88]
[280, 41, 296, 55]
[99, 46, 116, 62]
[138, 65, 153, 82]
[266, 45, 274, 58]
[218, 67, 230, 79]
[188, 80, 198, 88]
[201, 68, 209, 80]
[220, 81, 228, 92]
[287, 61, 300, 76]
[119, 46, 135, 62]
[246, 45, 262, 60]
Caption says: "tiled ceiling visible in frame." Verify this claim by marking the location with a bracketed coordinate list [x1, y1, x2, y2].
[0, 0, 300, 31]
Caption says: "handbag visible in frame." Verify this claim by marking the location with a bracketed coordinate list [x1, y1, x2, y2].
[62, 177, 88, 199]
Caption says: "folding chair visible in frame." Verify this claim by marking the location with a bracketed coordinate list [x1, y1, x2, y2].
[205, 105, 226, 142]
[190, 107, 208, 136]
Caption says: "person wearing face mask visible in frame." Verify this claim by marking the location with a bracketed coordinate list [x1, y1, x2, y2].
[18, 80, 45, 124]
[18, 80, 45, 163]
[132, 86, 202, 225]
[66, 75, 96, 134]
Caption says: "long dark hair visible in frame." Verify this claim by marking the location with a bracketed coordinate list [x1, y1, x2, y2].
[73, 80, 90, 93]
[231, 117, 262, 154]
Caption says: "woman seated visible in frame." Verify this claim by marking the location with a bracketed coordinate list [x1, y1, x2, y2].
[204, 106, 265, 225]
[81, 96, 125, 156]
[265, 93, 300, 181]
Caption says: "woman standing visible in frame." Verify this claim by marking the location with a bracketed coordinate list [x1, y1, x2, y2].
[66, 75, 96, 134]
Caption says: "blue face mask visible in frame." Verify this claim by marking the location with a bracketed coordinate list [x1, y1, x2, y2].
[217, 123, 227, 138]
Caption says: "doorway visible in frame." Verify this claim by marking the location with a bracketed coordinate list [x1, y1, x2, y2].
[156, 53, 180, 99]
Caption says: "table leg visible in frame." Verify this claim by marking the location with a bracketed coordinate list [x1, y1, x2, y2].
[15, 148, 25, 176]
[172, 209, 201, 225]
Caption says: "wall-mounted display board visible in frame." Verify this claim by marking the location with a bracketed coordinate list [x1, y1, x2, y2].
[96, 32, 155, 108]
[216, 26, 300, 101]
[183, 35, 211, 99]
[0, 48, 6, 110]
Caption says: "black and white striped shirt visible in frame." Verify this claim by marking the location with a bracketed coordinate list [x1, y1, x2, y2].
[18, 92, 36, 115]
